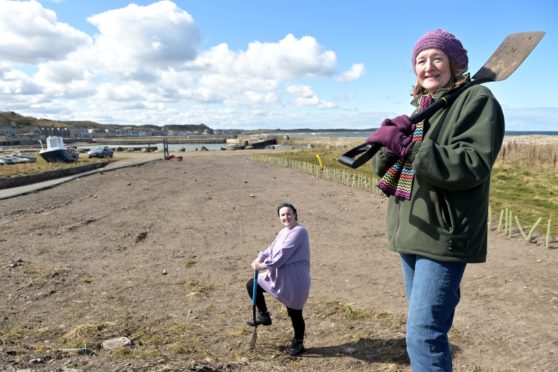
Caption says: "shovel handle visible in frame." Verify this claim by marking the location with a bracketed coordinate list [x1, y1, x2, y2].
[338, 142, 381, 169]
[410, 82, 473, 124]
[252, 271, 258, 306]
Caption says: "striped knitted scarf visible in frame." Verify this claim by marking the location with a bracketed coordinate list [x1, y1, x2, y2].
[376, 94, 433, 200]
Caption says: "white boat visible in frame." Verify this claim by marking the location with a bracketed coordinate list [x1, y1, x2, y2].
[39, 136, 79, 163]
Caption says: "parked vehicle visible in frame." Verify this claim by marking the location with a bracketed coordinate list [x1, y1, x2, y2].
[88, 146, 113, 158]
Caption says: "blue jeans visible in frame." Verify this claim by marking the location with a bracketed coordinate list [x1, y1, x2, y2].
[400, 254, 466, 372]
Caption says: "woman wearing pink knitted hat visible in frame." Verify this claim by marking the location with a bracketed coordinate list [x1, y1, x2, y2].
[368, 29, 505, 371]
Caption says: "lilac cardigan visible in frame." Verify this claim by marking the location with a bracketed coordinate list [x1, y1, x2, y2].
[257, 224, 311, 310]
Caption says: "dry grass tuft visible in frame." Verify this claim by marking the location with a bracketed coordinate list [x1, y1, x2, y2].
[130, 321, 204, 360]
[185, 279, 215, 299]
[497, 140, 558, 171]
[60, 322, 111, 349]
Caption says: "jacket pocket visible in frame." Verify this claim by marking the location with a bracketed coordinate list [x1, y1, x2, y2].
[437, 189, 454, 232]
[437, 190, 473, 254]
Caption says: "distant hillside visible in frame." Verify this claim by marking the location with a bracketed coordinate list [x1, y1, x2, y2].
[0, 111, 212, 133]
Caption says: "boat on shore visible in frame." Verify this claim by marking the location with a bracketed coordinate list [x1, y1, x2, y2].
[0, 152, 37, 165]
[39, 136, 79, 163]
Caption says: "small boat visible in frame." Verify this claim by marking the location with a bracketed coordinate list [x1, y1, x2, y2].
[0, 152, 37, 165]
[0, 155, 16, 165]
[13, 152, 37, 163]
[39, 136, 79, 163]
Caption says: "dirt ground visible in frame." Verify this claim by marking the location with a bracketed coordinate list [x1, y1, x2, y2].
[1, 151, 557, 371]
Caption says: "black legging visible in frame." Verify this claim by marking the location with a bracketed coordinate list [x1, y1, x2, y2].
[246, 277, 305, 340]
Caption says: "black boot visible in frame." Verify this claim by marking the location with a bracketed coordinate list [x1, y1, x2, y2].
[247, 311, 272, 327]
[283, 338, 305, 356]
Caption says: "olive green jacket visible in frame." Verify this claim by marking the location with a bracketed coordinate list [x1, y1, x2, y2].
[371, 84, 505, 263]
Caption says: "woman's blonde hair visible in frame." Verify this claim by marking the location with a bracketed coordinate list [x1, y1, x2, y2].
[412, 59, 469, 97]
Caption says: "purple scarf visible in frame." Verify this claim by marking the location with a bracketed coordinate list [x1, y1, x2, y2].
[376, 95, 433, 200]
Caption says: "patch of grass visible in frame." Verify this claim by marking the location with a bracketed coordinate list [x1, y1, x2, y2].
[109, 347, 133, 358]
[226, 325, 250, 337]
[79, 275, 93, 284]
[469, 366, 488, 372]
[34, 326, 54, 337]
[136, 322, 192, 345]
[1, 325, 57, 351]
[131, 322, 202, 360]
[0, 154, 112, 178]
[374, 311, 406, 330]
[340, 304, 371, 320]
[23, 266, 65, 279]
[184, 258, 197, 268]
[490, 165, 558, 237]
[374, 311, 390, 320]
[185, 279, 215, 299]
[1, 327, 25, 344]
[32, 342, 50, 353]
[31, 329, 57, 352]
[60, 322, 110, 350]
[315, 300, 371, 321]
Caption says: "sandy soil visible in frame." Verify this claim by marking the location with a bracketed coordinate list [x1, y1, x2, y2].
[1, 151, 557, 371]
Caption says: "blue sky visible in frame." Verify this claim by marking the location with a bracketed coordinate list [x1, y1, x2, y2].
[0, 0, 556, 130]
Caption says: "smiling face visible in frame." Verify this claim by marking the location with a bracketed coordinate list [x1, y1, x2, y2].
[278, 206, 297, 229]
[414, 48, 452, 95]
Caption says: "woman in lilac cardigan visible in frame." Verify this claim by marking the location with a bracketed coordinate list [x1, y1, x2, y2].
[246, 203, 311, 356]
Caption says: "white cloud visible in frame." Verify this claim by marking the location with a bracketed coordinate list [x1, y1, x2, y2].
[96, 82, 147, 102]
[191, 34, 337, 80]
[335, 63, 365, 82]
[178, 34, 340, 105]
[35, 49, 98, 88]
[240, 34, 336, 78]
[286, 84, 336, 109]
[87, 1, 200, 74]
[0, 0, 91, 64]
[318, 101, 337, 109]
[243, 91, 280, 105]
[0, 67, 43, 95]
[286, 84, 314, 97]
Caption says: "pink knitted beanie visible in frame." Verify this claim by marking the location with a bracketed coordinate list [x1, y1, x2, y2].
[412, 29, 468, 71]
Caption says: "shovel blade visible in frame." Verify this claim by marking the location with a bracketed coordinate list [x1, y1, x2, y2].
[473, 32, 545, 83]
[250, 327, 257, 350]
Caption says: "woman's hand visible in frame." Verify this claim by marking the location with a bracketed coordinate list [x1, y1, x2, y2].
[381, 115, 415, 134]
[366, 115, 416, 159]
[251, 259, 262, 271]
